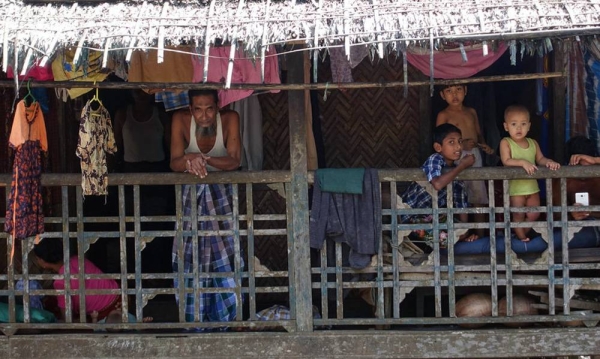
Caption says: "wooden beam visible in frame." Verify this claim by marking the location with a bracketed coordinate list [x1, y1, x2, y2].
[0, 72, 565, 91]
[286, 44, 313, 332]
[551, 39, 567, 164]
[5, 329, 600, 358]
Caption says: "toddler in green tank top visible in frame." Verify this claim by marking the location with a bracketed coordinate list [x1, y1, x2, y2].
[499, 105, 560, 242]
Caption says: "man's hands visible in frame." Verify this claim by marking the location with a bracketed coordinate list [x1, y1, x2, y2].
[186, 154, 211, 178]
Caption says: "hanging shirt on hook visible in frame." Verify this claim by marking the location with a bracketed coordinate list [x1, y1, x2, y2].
[76, 99, 117, 196]
[5, 100, 47, 254]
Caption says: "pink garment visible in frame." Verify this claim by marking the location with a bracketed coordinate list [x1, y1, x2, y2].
[406, 42, 508, 79]
[54, 257, 119, 314]
[7, 60, 54, 81]
[192, 46, 280, 107]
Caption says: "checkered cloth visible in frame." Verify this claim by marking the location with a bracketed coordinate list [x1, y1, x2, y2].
[401, 153, 468, 223]
[155, 91, 189, 112]
[172, 183, 244, 324]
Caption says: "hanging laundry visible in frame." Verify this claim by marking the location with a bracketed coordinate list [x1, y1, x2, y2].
[230, 96, 264, 171]
[191, 45, 281, 107]
[128, 47, 194, 94]
[405, 42, 508, 79]
[7, 59, 54, 81]
[154, 91, 190, 112]
[329, 46, 370, 83]
[51, 48, 113, 100]
[76, 99, 117, 196]
[5, 100, 47, 243]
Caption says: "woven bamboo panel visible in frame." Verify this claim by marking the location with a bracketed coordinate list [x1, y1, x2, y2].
[317, 53, 422, 168]
[259, 92, 290, 170]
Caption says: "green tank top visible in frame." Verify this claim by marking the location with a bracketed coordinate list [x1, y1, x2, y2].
[506, 137, 540, 196]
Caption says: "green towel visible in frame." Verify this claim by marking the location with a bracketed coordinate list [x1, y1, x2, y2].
[317, 168, 365, 194]
[0, 302, 56, 323]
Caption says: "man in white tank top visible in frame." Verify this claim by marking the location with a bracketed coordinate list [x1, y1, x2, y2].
[170, 89, 243, 328]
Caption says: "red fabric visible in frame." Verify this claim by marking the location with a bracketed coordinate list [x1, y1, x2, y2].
[7, 60, 54, 81]
[406, 43, 508, 79]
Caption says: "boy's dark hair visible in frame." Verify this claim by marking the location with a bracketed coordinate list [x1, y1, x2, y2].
[188, 89, 219, 106]
[439, 84, 466, 91]
[433, 123, 461, 145]
[566, 136, 598, 159]
[33, 238, 64, 264]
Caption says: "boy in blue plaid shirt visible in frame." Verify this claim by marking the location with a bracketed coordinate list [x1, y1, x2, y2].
[401, 123, 479, 246]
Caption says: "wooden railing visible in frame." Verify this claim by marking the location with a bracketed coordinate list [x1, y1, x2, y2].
[0, 167, 599, 334]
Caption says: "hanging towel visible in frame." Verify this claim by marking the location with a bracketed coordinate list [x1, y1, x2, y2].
[317, 168, 365, 194]
[309, 168, 381, 269]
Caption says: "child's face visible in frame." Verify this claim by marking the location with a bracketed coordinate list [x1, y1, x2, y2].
[435, 132, 463, 163]
[503, 111, 530, 140]
[440, 86, 466, 106]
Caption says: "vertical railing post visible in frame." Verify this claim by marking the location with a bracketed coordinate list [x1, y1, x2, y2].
[287, 44, 313, 332]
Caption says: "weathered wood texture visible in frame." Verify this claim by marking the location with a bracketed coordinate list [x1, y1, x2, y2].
[287, 46, 312, 332]
[0, 72, 563, 91]
[552, 39, 567, 163]
[3, 329, 600, 358]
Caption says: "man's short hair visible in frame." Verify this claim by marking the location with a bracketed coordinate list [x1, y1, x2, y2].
[188, 89, 219, 106]
[33, 238, 64, 264]
[566, 136, 598, 158]
[504, 105, 529, 120]
[433, 123, 461, 145]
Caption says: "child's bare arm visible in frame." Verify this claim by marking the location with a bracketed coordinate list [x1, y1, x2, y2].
[499, 138, 538, 174]
[435, 111, 449, 126]
[430, 154, 475, 191]
[473, 111, 494, 154]
[533, 140, 560, 170]
[570, 154, 600, 165]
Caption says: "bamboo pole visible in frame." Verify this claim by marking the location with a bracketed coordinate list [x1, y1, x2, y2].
[0, 72, 564, 91]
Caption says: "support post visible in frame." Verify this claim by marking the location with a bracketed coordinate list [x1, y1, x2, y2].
[287, 45, 313, 332]
[551, 40, 566, 164]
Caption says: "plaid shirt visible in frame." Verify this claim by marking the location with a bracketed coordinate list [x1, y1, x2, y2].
[172, 183, 244, 325]
[155, 91, 189, 112]
[401, 153, 468, 221]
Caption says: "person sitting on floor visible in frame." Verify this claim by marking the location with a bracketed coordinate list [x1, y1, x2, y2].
[33, 238, 119, 322]
[401, 123, 478, 248]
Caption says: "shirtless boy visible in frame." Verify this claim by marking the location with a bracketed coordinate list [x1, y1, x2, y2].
[436, 85, 494, 235]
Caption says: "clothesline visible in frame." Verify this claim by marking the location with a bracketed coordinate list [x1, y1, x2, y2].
[0, 72, 565, 91]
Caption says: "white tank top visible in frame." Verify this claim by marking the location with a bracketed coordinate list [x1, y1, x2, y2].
[185, 112, 227, 172]
[122, 106, 165, 162]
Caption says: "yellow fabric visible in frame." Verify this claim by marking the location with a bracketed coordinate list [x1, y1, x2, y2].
[127, 47, 194, 94]
[506, 137, 540, 196]
[51, 48, 112, 99]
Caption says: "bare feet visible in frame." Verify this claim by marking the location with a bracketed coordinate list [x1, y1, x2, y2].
[459, 232, 479, 242]
[143, 317, 153, 323]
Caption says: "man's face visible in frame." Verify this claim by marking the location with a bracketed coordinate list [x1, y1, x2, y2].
[436, 132, 463, 164]
[190, 95, 218, 128]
